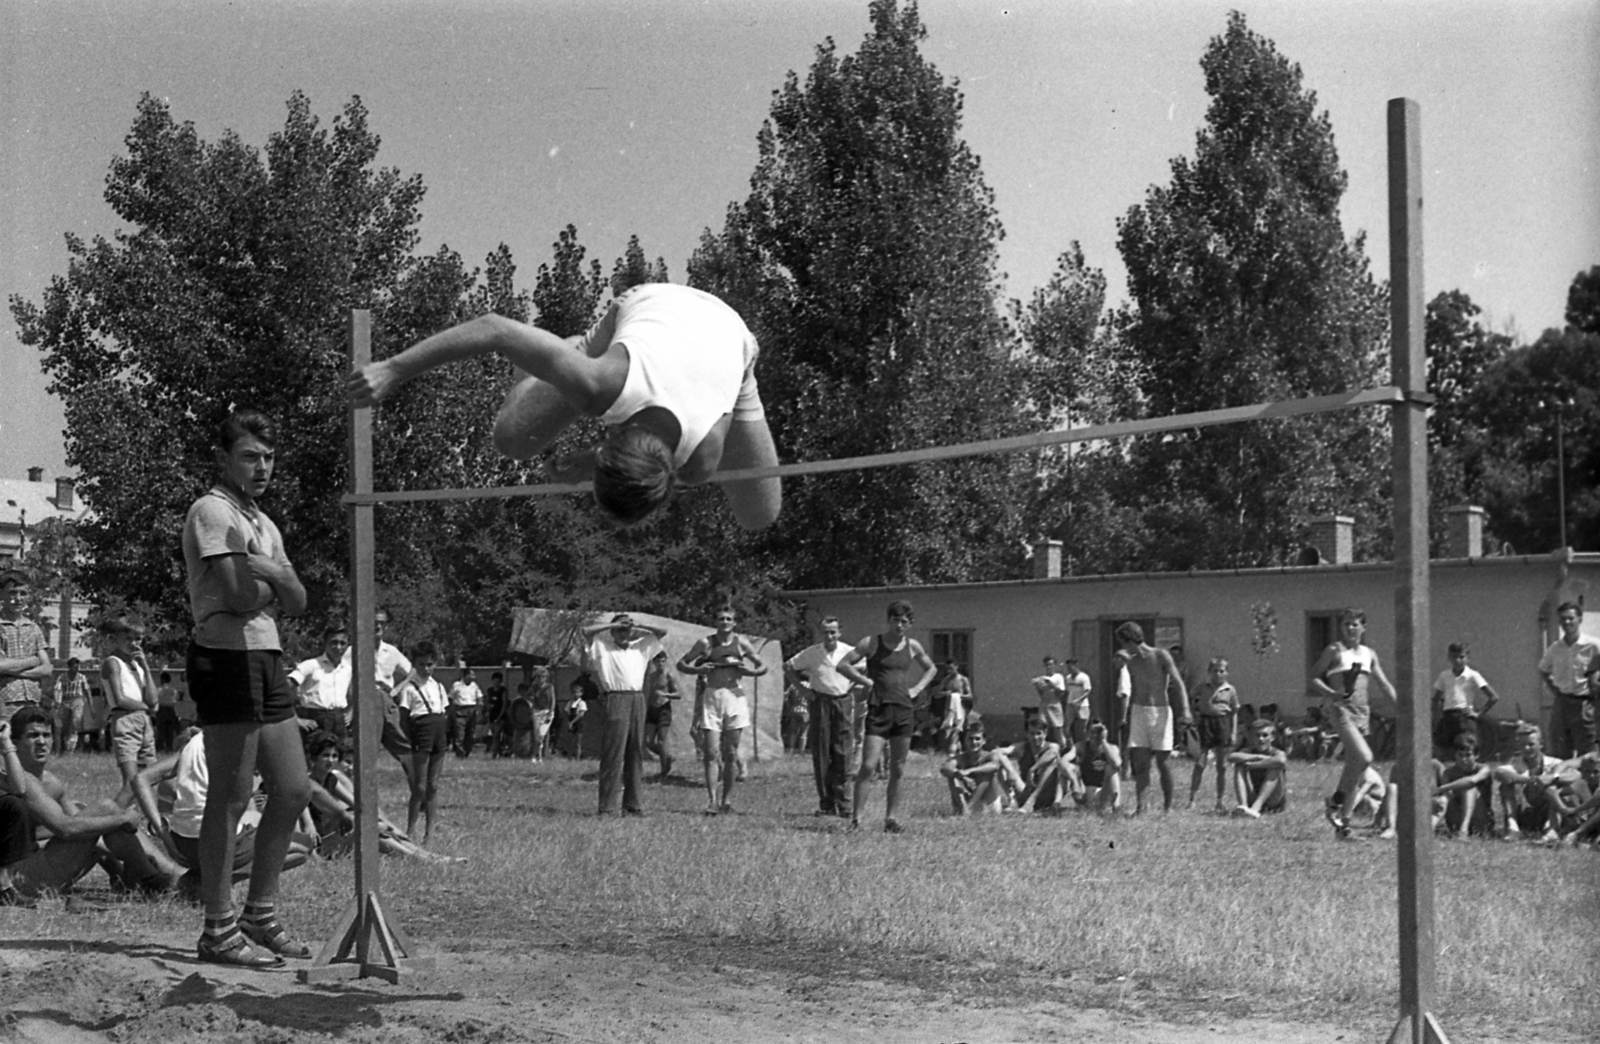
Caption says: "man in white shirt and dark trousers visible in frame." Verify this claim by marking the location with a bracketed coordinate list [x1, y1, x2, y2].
[583, 614, 667, 817]
[1539, 601, 1599, 759]
[786, 617, 856, 818]
[290, 624, 351, 748]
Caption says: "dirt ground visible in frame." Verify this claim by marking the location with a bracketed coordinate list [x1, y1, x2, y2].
[1, 919, 1500, 1044]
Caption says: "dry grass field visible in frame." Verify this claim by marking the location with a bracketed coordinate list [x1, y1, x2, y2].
[2, 745, 1595, 1043]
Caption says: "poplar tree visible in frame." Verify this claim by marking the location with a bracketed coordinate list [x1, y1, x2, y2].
[1114, 12, 1390, 568]
[691, 0, 1028, 588]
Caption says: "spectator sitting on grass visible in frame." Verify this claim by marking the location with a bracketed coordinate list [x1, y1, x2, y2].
[1434, 732, 1494, 839]
[304, 733, 460, 863]
[1188, 657, 1239, 811]
[1226, 718, 1288, 819]
[1492, 723, 1562, 841]
[0, 707, 182, 903]
[940, 718, 1007, 816]
[1554, 754, 1600, 846]
[993, 719, 1066, 814]
[141, 727, 313, 896]
[1063, 720, 1122, 814]
[1544, 754, 1600, 840]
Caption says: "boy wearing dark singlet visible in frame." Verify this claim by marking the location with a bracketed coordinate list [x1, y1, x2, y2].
[1065, 720, 1122, 814]
[839, 600, 937, 834]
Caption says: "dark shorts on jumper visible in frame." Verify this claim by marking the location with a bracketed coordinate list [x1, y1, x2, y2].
[185, 644, 295, 727]
[646, 701, 673, 728]
[865, 702, 915, 740]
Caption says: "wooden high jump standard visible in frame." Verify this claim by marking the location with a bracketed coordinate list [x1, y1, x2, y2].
[300, 310, 434, 984]
[1387, 99, 1448, 1044]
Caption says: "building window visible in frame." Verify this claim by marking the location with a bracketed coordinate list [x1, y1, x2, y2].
[930, 630, 973, 684]
[1306, 610, 1342, 677]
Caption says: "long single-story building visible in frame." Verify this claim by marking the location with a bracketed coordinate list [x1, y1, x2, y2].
[783, 509, 1599, 749]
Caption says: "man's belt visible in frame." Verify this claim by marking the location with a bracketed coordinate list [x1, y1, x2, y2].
[803, 686, 853, 699]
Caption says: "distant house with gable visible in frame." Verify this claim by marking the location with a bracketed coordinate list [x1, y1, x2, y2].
[0, 467, 94, 663]
[783, 508, 1599, 753]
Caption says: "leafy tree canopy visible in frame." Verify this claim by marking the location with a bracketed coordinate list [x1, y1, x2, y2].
[1111, 11, 1390, 569]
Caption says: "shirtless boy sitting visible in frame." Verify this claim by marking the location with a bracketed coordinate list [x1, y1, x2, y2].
[0, 707, 181, 901]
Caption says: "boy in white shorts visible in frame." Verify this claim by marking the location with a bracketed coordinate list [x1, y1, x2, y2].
[678, 608, 766, 815]
[1114, 622, 1191, 815]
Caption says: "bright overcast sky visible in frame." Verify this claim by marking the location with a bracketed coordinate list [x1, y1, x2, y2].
[3, 0, 1596, 479]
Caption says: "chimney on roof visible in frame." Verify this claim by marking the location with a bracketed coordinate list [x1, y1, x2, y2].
[1309, 515, 1354, 565]
[1032, 538, 1063, 580]
[54, 477, 75, 512]
[26, 467, 42, 483]
[1445, 505, 1485, 558]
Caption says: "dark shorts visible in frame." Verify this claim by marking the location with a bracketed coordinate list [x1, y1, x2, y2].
[646, 702, 673, 728]
[1196, 715, 1231, 750]
[185, 644, 295, 727]
[408, 713, 448, 756]
[1433, 709, 1476, 751]
[865, 702, 915, 740]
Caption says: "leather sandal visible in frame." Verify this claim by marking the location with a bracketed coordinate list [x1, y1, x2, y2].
[197, 932, 284, 968]
[239, 917, 312, 959]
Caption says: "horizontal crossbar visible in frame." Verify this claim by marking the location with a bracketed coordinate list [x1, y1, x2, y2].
[342, 385, 1406, 505]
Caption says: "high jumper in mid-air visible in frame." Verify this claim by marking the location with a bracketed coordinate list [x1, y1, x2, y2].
[346, 283, 781, 529]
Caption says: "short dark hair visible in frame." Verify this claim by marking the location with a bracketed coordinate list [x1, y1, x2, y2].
[160, 671, 172, 684]
[1340, 607, 1367, 625]
[1447, 642, 1467, 657]
[411, 640, 439, 661]
[217, 408, 277, 451]
[592, 427, 676, 525]
[1115, 621, 1144, 645]
[1453, 732, 1479, 753]
[1556, 600, 1581, 618]
[9, 705, 53, 737]
[308, 732, 341, 760]
[886, 599, 913, 620]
